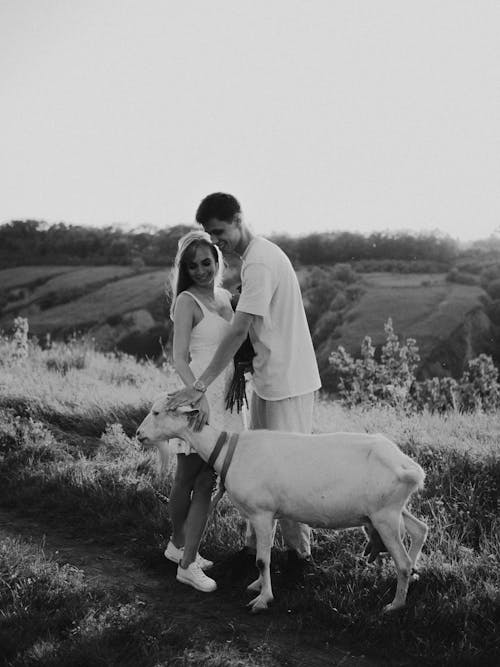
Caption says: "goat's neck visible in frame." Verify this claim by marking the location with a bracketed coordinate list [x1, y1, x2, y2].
[176, 423, 225, 470]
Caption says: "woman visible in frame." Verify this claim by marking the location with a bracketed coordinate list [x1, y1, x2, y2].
[164, 230, 244, 593]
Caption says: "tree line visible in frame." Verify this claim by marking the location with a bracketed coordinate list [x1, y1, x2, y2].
[0, 220, 459, 268]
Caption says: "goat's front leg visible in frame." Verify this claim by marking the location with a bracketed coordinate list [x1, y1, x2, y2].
[246, 512, 274, 613]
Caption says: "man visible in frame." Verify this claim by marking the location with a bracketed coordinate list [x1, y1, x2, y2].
[166, 192, 321, 572]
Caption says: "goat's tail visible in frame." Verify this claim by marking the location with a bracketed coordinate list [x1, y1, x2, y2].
[397, 463, 425, 489]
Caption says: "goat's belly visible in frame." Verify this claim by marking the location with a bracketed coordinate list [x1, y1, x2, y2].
[274, 493, 368, 529]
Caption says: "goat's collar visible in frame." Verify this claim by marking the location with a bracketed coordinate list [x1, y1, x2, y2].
[207, 431, 229, 468]
[207, 430, 239, 488]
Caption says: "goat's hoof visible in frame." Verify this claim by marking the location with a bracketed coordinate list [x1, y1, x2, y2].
[382, 602, 404, 614]
[247, 594, 272, 613]
[247, 578, 262, 593]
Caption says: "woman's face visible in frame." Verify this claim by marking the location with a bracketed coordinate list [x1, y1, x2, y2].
[185, 244, 218, 288]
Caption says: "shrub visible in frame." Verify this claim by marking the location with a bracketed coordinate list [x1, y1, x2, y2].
[458, 354, 500, 412]
[329, 319, 500, 413]
[411, 376, 459, 413]
[97, 423, 139, 458]
[446, 268, 479, 285]
[0, 316, 30, 365]
[329, 319, 420, 408]
[479, 262, 500, 290]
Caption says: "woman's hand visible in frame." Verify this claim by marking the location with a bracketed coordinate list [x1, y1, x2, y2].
[193, 394, 210, 431]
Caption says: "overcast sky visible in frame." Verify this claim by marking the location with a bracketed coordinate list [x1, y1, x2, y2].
[1, 0, 499, 241]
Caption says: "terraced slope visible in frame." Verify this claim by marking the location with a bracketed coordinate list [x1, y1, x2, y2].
[21, 271, 168, 334]
[0, 265, 77, 289]
[334, 273, 486, 360]
[1, 265, 137, 315]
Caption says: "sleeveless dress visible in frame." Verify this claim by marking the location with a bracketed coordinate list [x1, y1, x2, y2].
[171, 288, 245, 455]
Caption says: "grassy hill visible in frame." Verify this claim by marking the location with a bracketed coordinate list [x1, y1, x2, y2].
[1, 265, 137, 316]
[334, 273, 486, 363]
[0, 264, 496, 381]
[20, 271, 168, 332]
[0, 265, 78, 289]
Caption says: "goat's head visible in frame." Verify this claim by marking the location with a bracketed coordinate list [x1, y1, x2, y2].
[136, 396, 199, 447]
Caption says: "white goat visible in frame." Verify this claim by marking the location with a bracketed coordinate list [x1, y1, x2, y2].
[136, 397, 428, 614]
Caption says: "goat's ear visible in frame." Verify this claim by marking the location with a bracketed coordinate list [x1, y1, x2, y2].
[177, 405, 197, 415]
[185, 409, 200, 429]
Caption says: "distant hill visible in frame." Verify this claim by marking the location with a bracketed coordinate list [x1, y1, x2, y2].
[0, 266, 171, 357]
[2, 262, 497, 390]
[329, 273, 491, 379]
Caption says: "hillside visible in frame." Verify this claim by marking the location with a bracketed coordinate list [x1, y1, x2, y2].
[0, 264, 497, 382]
[331, 273, 489, 377]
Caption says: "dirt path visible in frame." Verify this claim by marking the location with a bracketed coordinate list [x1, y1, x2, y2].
[0, 509, 380, 667]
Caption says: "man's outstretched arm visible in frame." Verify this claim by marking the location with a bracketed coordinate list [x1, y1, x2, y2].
[165, 311, 253, 409]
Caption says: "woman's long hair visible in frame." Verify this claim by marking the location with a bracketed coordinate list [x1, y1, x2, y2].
[167, 230, 224, 320]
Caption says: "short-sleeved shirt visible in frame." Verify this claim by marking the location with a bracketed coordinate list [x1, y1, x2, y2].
[236, 236, 321, 401]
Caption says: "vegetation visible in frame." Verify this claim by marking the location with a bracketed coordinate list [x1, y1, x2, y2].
[1, 221, 500, 381]
[330, 318, 500, 413]
[0, 220, 461, 269]
[0, 323, 498, 666]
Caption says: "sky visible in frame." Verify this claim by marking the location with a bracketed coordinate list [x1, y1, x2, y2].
[1, 0, 499, 242]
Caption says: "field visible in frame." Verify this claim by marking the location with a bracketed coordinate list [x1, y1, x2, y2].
[0, 332, 498, 666]
[6, 271, 169, 334]
[2, 266, 493, 384]
[1, 265, 137, 316]
[0, 265, 78, 289]
[335, 273, 485, 358]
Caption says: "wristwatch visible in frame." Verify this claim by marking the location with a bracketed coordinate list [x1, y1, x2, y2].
[192, 379, 207, 393]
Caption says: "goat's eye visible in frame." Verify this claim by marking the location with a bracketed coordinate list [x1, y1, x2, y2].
[152, 411, 159, 416]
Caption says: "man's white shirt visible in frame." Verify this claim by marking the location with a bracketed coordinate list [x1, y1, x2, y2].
[236, 236, 321, 400]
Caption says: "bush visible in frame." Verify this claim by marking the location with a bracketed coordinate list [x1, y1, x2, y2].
[329, 319, 420, 408]
[0, 316, 30, 364]
[446, 268, 479, 285]
[458, 354, 500, 412]
[329, 319, 500, 413]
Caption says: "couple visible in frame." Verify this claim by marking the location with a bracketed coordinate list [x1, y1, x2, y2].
[165, 192, 321, 593]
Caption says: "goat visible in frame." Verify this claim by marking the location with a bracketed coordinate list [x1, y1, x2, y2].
[136, 397, 428, 614]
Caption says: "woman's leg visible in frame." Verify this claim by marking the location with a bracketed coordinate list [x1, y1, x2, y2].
[169, 453, 205, 549]
[180, 464, 216, 567]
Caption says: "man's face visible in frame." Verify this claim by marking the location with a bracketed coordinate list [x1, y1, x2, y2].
[203, 216, 243, 255]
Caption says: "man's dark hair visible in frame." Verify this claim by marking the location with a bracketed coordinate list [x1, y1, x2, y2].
[195, 193, 241, 225]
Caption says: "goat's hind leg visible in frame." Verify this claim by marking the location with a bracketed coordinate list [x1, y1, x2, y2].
[402, 509, 428, 575]
[371, 511, 413, 614]
[246, 512, 275, 613]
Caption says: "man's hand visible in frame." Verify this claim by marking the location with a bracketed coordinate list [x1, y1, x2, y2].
[192, 394, 210, 431]
[165, 386, 204, 410]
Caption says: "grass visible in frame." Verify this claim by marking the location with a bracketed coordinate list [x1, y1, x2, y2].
[0, 335, 499, 665]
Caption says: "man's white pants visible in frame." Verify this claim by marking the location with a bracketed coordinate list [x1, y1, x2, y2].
[244, 391, 314, 558]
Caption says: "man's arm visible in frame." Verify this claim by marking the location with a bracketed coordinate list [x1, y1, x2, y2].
[165, 311, 253, 409]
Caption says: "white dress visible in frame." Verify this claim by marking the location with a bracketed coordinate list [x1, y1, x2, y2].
[172, 288, 245, 455]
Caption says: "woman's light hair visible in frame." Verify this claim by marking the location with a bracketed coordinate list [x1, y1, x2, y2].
[166, 230, 224, 320]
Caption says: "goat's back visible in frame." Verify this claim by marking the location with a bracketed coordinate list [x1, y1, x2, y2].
[226, 430, 424, 527]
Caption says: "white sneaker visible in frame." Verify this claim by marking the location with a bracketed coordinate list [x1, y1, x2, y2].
[176, 562, 217, 592]
[164, 541, 214, 570]
[195, 553, 214, 570]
